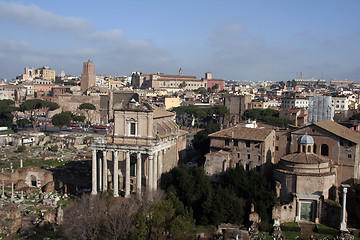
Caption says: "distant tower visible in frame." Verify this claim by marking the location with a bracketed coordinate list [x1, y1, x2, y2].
[205, 72, 212, 80]
[179, 68, 183, 76]
[81, 60, 96, 92]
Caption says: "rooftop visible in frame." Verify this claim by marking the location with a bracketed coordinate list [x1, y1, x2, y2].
[313, 120, 360, 144]
[209, 125, 273, 141]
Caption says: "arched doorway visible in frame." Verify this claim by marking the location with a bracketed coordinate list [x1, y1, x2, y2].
[30, 175, 37, 187]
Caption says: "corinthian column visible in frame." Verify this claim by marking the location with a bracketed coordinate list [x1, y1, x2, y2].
[102, 150, 107, 191]
[158, 150, 163, 180]
[98, 153, 102, 191]
[136, 152, 142, 195]
[153, 151, 158, 190]
[340, 184, 350, 232]
[148, 154, 154, 191]
[91, 149, 97, 195]
[113, 151, 119, 197]
[125, 151, 130, 198]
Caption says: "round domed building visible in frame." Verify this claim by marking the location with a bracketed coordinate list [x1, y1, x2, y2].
[273, 134, 337, 223]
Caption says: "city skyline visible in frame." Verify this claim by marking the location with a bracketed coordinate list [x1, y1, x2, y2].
[1, 0, 360, 82]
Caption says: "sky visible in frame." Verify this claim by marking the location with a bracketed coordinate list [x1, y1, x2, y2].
[0, 0, 360, 82]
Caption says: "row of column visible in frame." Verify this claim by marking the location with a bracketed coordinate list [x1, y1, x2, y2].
[91, 149, 166, 198]
[0, 181, 23, 200]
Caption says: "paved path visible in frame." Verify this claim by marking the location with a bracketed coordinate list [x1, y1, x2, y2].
[299, 222, 317, 240]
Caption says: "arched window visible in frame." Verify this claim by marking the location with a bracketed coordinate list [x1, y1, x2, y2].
[222, 160, 227, 172]
[308, 146, 311, 153]
[302, 145, 306, 153]
[321, 144, 329, 156]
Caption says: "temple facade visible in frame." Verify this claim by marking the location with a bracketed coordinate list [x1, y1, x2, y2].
[91, 95, 186, 197]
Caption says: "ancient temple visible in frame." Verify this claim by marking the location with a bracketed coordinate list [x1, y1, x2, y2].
[91, 94, 186, 197]
[273, 134, 337, 223]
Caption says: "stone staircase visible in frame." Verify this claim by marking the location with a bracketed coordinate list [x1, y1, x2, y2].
[299, 222, 317, 240]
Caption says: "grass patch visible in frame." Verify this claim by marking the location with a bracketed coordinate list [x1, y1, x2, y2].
[316, 223, 339, 236]
[280, 222, 301, 232]
[23, 157, 66, 169]
[282, 231, 302, 239]
[195, 225, 214, 232]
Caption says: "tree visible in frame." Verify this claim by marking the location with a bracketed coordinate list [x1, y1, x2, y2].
[79, 103, 96, 127]
[42, 100, 59, 132]
[62, 195, 107, 240]
[52, 111, 72, 128]
[161, 165, 214, 225]
[19, 99, 43, 129]
[150, 200, 175, 239]
[0, 99, 15, 127]
[16, 118, 30, 128]
[169, 215, 195, 240]
[130, 213, 147, 240]
[196, 87, 208, 96]
[212, 83, 219, 91]
[192, 123, 220, 157]
[73, 115, 86, 123]
[105, 200, 139, 240]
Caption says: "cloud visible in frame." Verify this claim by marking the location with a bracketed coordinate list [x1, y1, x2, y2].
[86, 29, 124, 42]
[0, 39, 30, 52]
[292, 30, 316, 42]
[209, 24, 282, 67]
[0, 1, 177, 79]
[0, 1, 94, 33]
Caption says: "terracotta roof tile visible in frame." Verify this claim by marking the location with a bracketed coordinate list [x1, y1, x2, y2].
[153, 106, 175, 119]
[313, 120, 360, 144]
[281, 152, 331, 164]
[209, 125, 273, 141]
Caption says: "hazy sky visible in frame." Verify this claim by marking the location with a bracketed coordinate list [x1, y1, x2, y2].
[1, 0, 360, 82]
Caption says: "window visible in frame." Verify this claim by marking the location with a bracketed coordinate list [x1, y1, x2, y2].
[225, 139, 230, 146]
[276, 136, 279, 140]
[321, 144, 329, 156]
[247, 154, 250, 159]
[234, 140, 238, 146]
[275, 146, 279, 151]
[348, 154, 352, 159]
[130, 122, 136, 135]
[246, 141, 250, 148]
[237, 153, 240, 158]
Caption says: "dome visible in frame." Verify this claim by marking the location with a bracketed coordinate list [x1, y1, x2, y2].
[297, 134, 314, 144]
